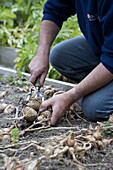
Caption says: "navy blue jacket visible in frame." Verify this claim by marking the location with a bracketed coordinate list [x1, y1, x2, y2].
[42, 0, 113, 74]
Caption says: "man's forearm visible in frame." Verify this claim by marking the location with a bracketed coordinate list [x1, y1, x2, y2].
[68, 63, 113, 103]
[37, 20, 60, 54]
[28, 20, 60, 85]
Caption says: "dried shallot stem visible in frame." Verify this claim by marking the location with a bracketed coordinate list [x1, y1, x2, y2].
[102, 125, 113, 131]
[0, 116, 24, 121]
[19, 125, 50, 136]
[0, 140, 39, 149]
[61, 158, 87, 169]
[28, 118, 50, 130]
[38, 126, 80, 133]
[0, 143, 45, 153]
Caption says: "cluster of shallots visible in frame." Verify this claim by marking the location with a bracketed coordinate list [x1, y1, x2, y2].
[0, 153, 40, 170]
[38, 122, 113, 163]
[0, 125, 15, 144]
[76, 122, 113, 149]
[39, 130, 91, 163]
[22, 86, 63, 125]
[0, 103, 16, 114]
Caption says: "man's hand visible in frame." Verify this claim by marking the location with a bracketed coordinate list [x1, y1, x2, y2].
[28, 52, 49, 85]
[40, 63, 113, 125]
[28, 20, 60, 85]
[40, 91, 74, 125]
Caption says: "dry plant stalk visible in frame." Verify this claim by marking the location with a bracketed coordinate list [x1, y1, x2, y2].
[0, 153, 40, 170]
[0, 84, 113, 169]
[0, 125, 15, 144]
[75, 122, 113, 148]
[0, 90, 9, 98]
[37, 122, 113, 162]
[0, 122, 113, 169]
[0, 103, 16, 114]
[108, 113, 113, 124]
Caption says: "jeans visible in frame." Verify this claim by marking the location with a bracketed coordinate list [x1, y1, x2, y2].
[49, 36, 113, 121]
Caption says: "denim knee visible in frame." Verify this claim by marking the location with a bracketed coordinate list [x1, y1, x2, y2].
[49, 45, 60, 67]
[80, 95, 112, 122]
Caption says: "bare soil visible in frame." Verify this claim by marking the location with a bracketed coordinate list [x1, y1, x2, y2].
[0, 72, 113, 170]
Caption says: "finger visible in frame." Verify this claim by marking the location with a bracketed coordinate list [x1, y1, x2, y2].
[36, 77, 42, 87]
[28, 63, 31, 69]
[50, 111, 58, 125]
[40, 99, 52, 111]
[40, 73, 47, 86]
[29, 73, 38, 85]
[28, 63, 33, 73]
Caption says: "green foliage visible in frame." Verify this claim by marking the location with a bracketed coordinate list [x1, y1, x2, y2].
[54, 15, 81, 45]
[11, 128, 19, 144]
[47, 64, 61, 79]
[0, 9, 16, 27]
[14, 42, 38, 72]
[0, 0, 82, 80]
[0, 72, 31, 86]
[104, 121, 112, 127]
[102, 121, 113, 137]
[0, 0, 44, 47]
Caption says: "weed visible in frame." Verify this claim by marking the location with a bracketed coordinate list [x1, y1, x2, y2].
[10, 94, 20, 99]
[0, 72, 32, 86]
[102, 121, 113, 137]
[11, 128, 19, 144]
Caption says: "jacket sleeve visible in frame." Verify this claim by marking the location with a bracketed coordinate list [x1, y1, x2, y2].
[99, 0, 113, 74]
[42, 0, 76, 28]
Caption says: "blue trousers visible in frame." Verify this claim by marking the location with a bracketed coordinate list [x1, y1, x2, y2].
[49, 36, 113, 122]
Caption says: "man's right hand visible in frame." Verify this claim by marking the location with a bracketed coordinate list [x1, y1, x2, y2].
[28, 51, 49, 85]
[28, 20, 60, 85]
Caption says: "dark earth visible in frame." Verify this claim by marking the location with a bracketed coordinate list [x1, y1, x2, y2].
[0, 69, 113, 170]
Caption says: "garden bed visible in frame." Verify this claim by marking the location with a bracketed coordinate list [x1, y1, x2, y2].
[0, 66, 113, 170]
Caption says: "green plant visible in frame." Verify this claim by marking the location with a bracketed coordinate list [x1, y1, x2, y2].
[0, 7, 16, 27]
[15, 14, 81, 79]
[0, 77, 5, 83]
[102, 121, 113, 137]
[10, 95, 20, 99]
[54, 15, 81, 46]
[0, 72, 31, 86]
[0, 0, 82, 81]
[14, 42, 38, 72]
[11, 128, 19, 144]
